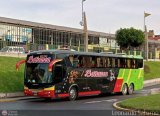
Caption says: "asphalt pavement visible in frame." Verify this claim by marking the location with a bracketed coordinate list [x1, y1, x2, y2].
[0, 84, 159, 116]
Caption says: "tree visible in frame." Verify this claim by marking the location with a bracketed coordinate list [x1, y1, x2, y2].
[116, 27, 145, 50]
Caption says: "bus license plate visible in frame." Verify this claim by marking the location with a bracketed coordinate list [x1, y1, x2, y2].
[33, 92, 37, 96]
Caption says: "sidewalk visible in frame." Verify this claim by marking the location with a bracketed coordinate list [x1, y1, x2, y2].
[0, 78, 160, 99]
[0, 92, 24, 98]
[144, 78, 160, 87]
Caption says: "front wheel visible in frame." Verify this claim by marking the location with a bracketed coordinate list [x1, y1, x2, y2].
[128, 83, 134, 95]
[122, 83, 128, 95]
[69, 87, 77, 101]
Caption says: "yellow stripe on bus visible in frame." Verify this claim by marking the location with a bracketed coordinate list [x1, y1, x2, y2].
[122, 69, 125, 78]
[138, 69, 142, 79]
[127, 69, 132, 83]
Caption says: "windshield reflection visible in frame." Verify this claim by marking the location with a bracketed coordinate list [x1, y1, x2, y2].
[25, 63, 52, 83]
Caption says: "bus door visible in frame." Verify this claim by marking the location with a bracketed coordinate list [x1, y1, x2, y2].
[52, 60, 66, 84]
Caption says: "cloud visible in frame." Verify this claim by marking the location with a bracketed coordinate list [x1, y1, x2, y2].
[0, 0, 159, 34]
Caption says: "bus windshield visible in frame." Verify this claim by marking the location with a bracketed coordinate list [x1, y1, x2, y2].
[25, 63, 52, 84]
[25, 54, 53, 84]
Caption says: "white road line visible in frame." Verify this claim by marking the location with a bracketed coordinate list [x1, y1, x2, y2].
[84, 99, 118, 104]
[102, 99, 118, 102]
[85, 101, 102, 104]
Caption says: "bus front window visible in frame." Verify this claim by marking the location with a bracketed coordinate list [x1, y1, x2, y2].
[25, 63, 52, 83]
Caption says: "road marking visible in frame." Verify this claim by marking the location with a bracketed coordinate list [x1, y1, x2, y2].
[84, 99, 118, 104]
[102, 99, 118, 102]
[85, 100, 102, 104]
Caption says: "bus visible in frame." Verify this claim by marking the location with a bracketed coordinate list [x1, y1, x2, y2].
[16, 50, 144, 101]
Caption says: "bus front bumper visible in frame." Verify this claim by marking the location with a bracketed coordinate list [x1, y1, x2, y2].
[24, 86, 56, 98]
[24, 89, 55, 98]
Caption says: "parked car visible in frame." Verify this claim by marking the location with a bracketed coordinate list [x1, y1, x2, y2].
[0, 46, 25, 54]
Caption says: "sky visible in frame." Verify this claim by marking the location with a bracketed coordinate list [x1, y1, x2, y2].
[0, 0, 159, 34]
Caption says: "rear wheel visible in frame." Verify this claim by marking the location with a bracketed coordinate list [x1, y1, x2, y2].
[122, 83, 128, 95]
[69, 87, 77, 101]
[128, 83, 134, 95]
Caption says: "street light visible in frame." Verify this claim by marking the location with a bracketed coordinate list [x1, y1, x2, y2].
[80, 0, 86, 26]
[80, 0, 88, 52]
[144, 11, 151, 61]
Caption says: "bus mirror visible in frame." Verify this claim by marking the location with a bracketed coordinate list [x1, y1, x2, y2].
[48, 59, 62, 72]
[16, 60, 26, 71]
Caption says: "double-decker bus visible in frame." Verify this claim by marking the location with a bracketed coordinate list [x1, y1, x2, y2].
[16, 50, 144, 101]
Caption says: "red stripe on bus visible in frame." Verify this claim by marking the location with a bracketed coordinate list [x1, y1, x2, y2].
[37, 90, 55, 98]
[58, 93, 69, 98]
[113, 78, 123, 92]
[78, 91, 101, 96]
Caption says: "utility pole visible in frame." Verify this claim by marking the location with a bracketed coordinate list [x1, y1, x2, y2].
[144, 11, 151, 61]
[80, 0, 88, 52]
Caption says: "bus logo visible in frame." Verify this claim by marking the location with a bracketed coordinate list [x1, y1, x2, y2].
[84, 70, 109, 78]
[27, 55, 51, 63]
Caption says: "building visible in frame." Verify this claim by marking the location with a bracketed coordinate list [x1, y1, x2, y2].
[0, 16, 118, 53]
[148, 30, 160, 59]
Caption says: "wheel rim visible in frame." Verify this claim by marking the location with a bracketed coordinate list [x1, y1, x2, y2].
[129, 84, 133, 94]
[122, 84, 127, 94]
[70, 89, 76, 99]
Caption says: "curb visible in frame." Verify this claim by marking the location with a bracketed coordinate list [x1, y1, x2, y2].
[150, 88, 160, 95]
[113, 101, 160, 115]
[0, 99, 17, 102]
[0, 92, 24, 99]
[144, 78, 160, 87]
[0, 96, 37, 102]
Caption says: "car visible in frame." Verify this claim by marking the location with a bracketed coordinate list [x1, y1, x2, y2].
[0, 46, 25, 54]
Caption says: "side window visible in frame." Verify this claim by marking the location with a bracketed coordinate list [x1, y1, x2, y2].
[112, 58, 115, 68]
[108, 57, 112, 68]
[69, 55, 74, 66]
[91, 56, 96, 68]
[118, 58, 125, 68]
[115, 58, 118, 68]
[85, 56, 92, 68]
[137, 59, 143, 68]
[127, 59, 131, 68]
[96, 57, 101, 67]
[124, 59, 127, 68]
[102, 57, 107, 68]
[131, 59, 136, 69]
[118, 58, 121, 68]
[78, 56, 92, 68]
[73, 55, 80, 68]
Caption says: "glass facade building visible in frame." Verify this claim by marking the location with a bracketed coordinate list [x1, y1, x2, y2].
[0, 17, 118, 52]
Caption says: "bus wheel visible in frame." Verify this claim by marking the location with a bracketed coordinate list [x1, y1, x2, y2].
[122, 84, 128, 95]
[128, 83, 134, 95]
[69, 87, 77, 101]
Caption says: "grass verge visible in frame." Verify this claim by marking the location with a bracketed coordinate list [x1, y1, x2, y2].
[118, 94, 160, 114]
[0, 56, 25, 93]
[144, 61, 160, 80]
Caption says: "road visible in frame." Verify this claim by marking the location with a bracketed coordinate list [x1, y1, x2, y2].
[0, 84, 159, 116]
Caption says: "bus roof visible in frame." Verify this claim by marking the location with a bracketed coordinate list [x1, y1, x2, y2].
[28, 50, 143, 59]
